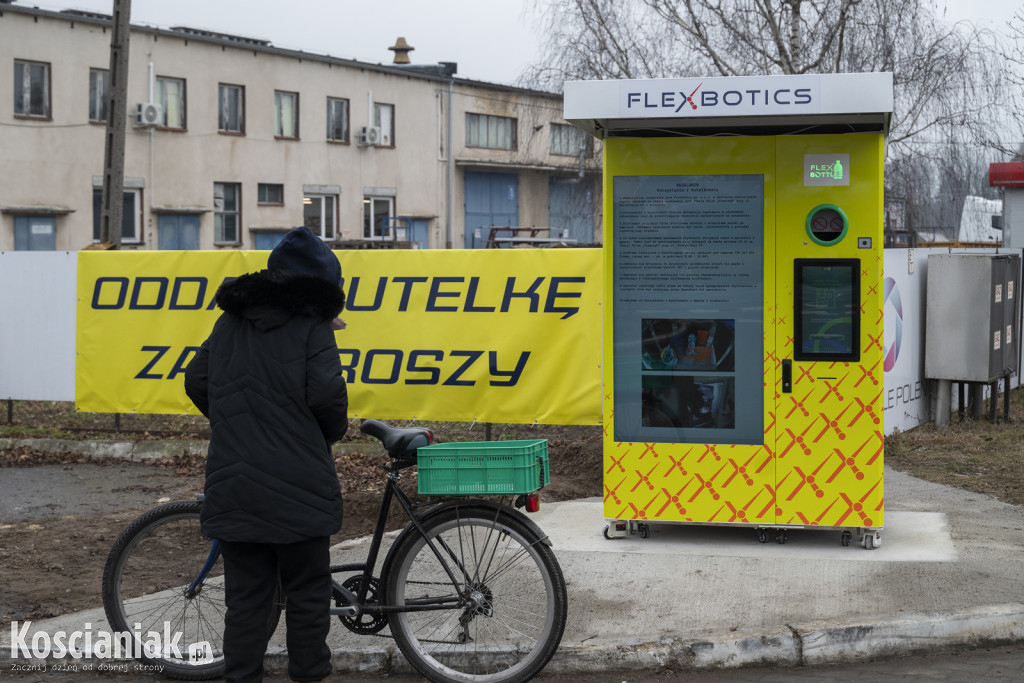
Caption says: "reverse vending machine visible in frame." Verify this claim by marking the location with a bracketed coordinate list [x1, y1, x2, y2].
[565, 73, 893, 548]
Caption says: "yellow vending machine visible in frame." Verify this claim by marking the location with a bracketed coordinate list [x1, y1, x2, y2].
[564, 73, 892, 548]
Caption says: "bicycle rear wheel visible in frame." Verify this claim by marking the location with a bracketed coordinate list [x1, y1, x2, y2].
[386, 505, 567, 683]
[101, 500, 281, 680]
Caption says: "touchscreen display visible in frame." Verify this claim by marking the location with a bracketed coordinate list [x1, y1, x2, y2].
[794, 259, 860, 361]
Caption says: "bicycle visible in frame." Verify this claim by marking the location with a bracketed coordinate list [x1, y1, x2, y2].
[101, 419, 568, 683]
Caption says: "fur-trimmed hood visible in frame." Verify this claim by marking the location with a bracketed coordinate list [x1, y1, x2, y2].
[215, 269, 345, 330]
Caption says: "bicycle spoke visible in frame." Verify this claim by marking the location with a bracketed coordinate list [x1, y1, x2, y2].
[103, 501, 277, 678]
[387, 506, 566, 682]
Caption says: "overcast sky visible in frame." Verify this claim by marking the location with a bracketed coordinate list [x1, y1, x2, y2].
[27, 0, 1024, 86]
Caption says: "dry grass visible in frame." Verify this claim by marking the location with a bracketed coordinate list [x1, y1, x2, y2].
[885, 388, 1024, 506]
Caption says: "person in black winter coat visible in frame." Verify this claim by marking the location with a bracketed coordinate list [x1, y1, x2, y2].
[184, 226, 348, 683]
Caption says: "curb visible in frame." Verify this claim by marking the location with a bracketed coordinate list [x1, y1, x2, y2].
[2, 605, 1023, 674]
[307, 604, 1024, 675]
[797, 604, 1024, 665]
[0, 438, 207, 462]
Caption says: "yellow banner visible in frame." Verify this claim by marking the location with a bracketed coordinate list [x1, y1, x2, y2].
[75, 249, 602, 425]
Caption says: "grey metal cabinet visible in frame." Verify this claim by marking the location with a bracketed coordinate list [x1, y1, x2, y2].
[925, 253, 1021, 382]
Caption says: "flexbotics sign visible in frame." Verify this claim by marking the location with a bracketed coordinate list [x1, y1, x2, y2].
[619, 75, 820, 118]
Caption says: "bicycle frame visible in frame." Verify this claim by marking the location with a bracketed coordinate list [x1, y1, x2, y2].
[186, 457, 511, 619]
[328, 459, 472, 618]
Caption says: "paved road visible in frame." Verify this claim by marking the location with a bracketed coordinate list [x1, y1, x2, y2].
[6, 644, 1023, 681]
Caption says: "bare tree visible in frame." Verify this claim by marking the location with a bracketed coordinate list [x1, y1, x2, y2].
[1000, 9, 1024, 160]
[526, 0, 1021, 237]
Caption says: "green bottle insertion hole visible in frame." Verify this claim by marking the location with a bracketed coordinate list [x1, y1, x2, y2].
[805, 204, 849, 246]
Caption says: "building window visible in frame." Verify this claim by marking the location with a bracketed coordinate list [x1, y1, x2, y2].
[466, 113, 516, 150]
[13, 216, 56, 251]
[326, 97, 349, 142]
[373, 102, 394, 146]
[218, 83, 244, 133]
[14, 59, 50, 118]
[275, 90, 299, 139]
[88, 68, 108, 122]
[214, 182, 241, 244]
[550, 123, 592, 157]
[258, 183, 284, 205]
[92, 188, 142, 243]
[156, 76, 186, 129]
[303, 194, 336, 240]
[364, 196, 394, 239]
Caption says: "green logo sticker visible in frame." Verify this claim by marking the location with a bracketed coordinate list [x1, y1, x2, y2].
[804, 154, 850, 186]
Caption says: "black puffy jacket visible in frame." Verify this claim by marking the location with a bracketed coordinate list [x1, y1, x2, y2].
[184, 269, 348, 544]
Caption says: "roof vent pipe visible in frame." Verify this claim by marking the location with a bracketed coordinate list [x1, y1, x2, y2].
[389, 37, 414, 64]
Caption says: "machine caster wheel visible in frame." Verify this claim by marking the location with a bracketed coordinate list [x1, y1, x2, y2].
[603, 520, 628, 539]
[841, 531, 852, 547]
[861, 530, 881, 550]
[776, 530, 787, 545]
[638, 523, 650, 539]
[757, 530, 769, 544]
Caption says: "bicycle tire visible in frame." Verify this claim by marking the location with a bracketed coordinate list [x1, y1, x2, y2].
[101, 500, 282, 680]
[386, 505, 567, 683]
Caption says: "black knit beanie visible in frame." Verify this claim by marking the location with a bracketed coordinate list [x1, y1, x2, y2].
[267, 226, 342, 285]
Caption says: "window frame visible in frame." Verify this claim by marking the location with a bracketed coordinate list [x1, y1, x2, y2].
[14, 59, 51, 119]
[373, 102, 395, 147]
[88, 68, 108, 123]
[92, 187, 143, 244]
[326, 96, 349, 143]
[257, 183, 284, 206]
[303, 193, 337, 240]
[550, 122, 593, 158]
[13, 215, 57, 251]
[213, 182, 242, 245]
[274, 90, 299, 139]
[156, 75, 187, 130]
[363, 195, 395, 240]
[465, 112, 517, 151]
[217, 83, 245, 134]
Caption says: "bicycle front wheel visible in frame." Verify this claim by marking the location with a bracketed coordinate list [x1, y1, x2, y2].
[386, 506, 567, 683]
[101, 500, 282, 680]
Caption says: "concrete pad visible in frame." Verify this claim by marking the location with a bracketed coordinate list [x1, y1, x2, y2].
[531, 499, 957, 562]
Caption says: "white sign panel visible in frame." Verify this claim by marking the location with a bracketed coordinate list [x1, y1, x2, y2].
[565, 72, 893, 122]
[619, 74, 820, 118]
[0, 252, 77, 400]
[883, 249, 930, 433]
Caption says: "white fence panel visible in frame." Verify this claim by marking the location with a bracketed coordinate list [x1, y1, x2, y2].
[0, 251, 77, 400]
[883, 248, 930, 434]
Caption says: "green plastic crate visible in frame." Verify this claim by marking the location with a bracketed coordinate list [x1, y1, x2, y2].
[417, 440, 549, 496]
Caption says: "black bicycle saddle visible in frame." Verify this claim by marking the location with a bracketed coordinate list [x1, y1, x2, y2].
[360, 419, 433, 459]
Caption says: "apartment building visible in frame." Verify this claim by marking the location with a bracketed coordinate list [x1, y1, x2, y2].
[0, 3, 600, 251]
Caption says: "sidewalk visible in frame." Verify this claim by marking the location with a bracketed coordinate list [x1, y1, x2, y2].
[4, 467, 1024, 675]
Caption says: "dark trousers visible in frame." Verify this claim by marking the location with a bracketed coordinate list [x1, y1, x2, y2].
[220, 537, 332, 683]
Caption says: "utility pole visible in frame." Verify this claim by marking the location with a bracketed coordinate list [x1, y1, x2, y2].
[97, 0, 132, 249]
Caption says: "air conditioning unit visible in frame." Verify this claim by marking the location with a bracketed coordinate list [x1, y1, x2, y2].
[135, 102, 163, 127]
[359, 126, 382, 146]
